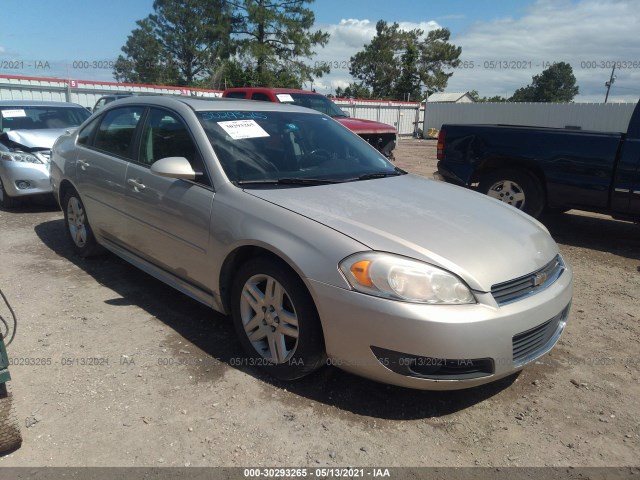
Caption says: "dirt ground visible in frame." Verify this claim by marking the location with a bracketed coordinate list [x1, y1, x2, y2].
[0, 138, 638, 468]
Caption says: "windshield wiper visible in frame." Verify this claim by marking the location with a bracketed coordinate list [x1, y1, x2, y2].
[350, 168, 407, 181]
[236, 177, 338, 186]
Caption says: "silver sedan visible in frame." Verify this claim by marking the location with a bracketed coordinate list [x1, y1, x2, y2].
[50, 96, 572, 390]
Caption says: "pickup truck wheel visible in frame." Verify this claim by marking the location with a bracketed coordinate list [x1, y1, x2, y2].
[230, 257, 326, 381]
[479, 170, 544, 218]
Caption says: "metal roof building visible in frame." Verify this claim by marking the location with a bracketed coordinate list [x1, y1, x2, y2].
[426, 91, 475, 103]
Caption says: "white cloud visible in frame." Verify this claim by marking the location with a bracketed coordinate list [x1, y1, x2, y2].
[313, 1, 640, 102]
[447, 0, 640, 102]
[0, 46, 5, 54]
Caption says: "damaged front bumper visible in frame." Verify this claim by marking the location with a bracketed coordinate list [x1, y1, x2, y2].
[0, 158, 52, 197]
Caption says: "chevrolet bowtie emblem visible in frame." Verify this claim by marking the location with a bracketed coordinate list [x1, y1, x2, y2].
[533, 272, 548, 287]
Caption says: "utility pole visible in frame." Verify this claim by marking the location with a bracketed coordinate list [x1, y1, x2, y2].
[604, 65, 616, 103]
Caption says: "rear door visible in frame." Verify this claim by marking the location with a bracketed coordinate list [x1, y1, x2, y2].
[75, 106, 144, 239]
[120, 107, 215, 290]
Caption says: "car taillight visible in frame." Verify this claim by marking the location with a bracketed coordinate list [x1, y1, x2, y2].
[437, 128, 446, 160]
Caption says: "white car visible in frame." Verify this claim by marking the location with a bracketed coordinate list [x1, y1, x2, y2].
[0, 100, 90, 208]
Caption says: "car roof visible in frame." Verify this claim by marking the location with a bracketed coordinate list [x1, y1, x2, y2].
[0, 100, 85, 108]
[109, 95, 321, 114]
[99, 94, 133, 98]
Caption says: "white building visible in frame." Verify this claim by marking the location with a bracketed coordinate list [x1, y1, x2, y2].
[426, 91, 475, 103]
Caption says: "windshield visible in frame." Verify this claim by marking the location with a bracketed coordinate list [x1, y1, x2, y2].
[278, 93, 346, 118]
[0, 106, 91, 132]
[197, 111, 399, 185]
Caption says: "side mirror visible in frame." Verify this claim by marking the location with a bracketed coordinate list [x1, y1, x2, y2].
[150, 157, 196, 180]
[341, 110, 351, 117]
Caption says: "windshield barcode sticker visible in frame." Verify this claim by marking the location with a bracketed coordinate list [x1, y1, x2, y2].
[218, 120, 270, 140]
[1, 109, 27, 118]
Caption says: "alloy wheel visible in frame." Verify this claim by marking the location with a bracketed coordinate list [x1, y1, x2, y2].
[487, 179, 526, 209]
[67, 196, 88, 248]
[239, 274, 299, 364]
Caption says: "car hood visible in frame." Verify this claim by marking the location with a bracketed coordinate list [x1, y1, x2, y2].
[246, 174, 558, 291]
[1, 128, 69, 149]
[334, 117, 396, 134]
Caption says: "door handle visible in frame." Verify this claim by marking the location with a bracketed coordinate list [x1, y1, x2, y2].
[78, 159, 90, 170]
[127, 178, 146, 191]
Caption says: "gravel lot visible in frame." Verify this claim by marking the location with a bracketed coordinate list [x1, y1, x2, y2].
[0, 138, 638, 467]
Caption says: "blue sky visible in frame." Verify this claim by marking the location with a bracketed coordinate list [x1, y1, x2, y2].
[1, 0, 638, 102]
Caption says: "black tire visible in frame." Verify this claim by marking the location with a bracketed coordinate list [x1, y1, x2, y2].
[478, 169, 544, 218]
[230, 257, 326, 380]
[0, 383, 22, 453]
[0, 176, 20, 209]
[62, 190, 103, 257]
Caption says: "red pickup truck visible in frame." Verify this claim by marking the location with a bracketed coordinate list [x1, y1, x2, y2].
[222, 87, 397, 159]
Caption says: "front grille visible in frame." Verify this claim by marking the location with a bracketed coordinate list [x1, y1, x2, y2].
[492, 255, 565, 306]
[512, 305, 569, 366]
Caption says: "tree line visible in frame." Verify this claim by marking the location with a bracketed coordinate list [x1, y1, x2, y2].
[468, 62, 579, 103]
[113, 1, 579, 102]
[114, 0, 330, 89]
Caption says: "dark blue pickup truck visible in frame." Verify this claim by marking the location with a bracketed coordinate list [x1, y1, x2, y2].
[435, 101, 640, 221]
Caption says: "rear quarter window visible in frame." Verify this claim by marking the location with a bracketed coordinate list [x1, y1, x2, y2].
[77, 117, 101, 146]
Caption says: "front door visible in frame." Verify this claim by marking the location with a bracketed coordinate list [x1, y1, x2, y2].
[120, 107, 215, 290]
[75, 106, 144, 240]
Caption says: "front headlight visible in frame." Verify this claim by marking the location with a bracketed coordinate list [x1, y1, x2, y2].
[0, 151, 43, 164]
[339, 252, 475, 304]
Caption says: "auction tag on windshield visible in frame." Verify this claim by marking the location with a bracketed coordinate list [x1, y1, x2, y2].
[1, 109, 27, 118]
[276, 94, 295, 103]
[218, 120, 270, 140]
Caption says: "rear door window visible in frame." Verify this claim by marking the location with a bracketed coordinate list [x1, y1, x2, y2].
[93, 107, 144, 159]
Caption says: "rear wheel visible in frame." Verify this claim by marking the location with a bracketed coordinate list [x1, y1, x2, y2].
[0, 176, 20, 209]
[478, 169, 544, 218]
[62, 190, 103, 257]
[230, 257, 326, 380]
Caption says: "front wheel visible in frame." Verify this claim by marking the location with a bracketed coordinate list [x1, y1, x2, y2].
[0, 176, 20, 209]
[230, 257, 326, 380]
[62, 190, 103, 257]
[478, 169, 544, 218]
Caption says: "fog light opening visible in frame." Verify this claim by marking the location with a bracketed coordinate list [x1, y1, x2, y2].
[16, 181, 33, 190]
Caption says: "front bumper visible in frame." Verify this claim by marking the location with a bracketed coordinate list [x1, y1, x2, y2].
[310, 262, 572, 390]
[359, 133, 396, 158]
[0, 160, 52, 197]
